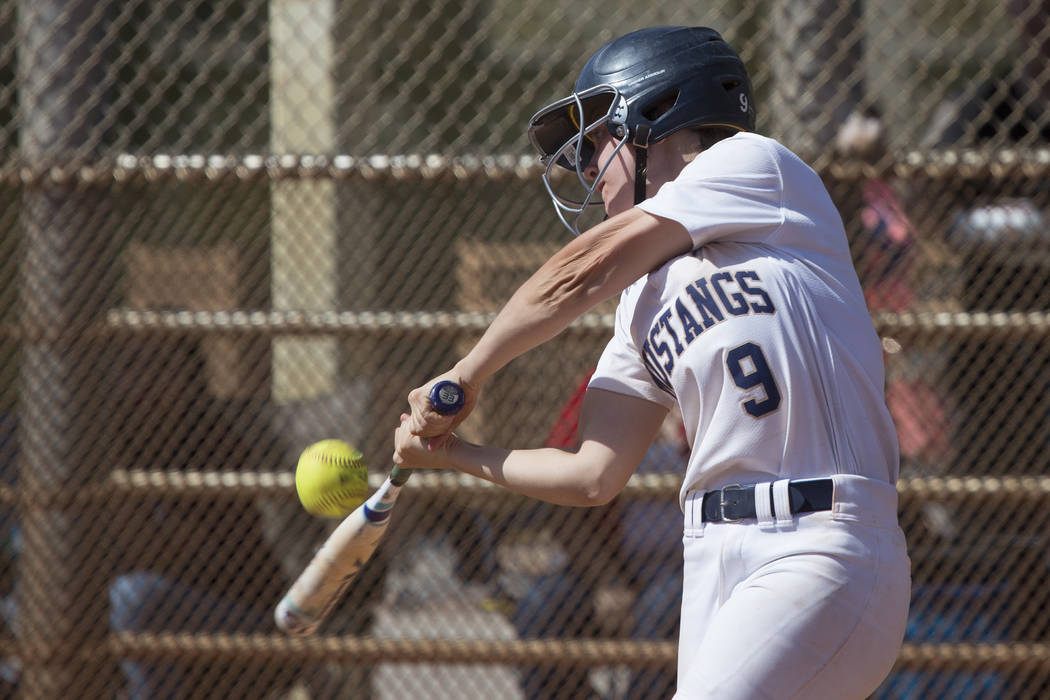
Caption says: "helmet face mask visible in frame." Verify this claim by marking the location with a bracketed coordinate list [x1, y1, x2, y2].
[528, 26, 755, 235]
[528, 84, 629, 235]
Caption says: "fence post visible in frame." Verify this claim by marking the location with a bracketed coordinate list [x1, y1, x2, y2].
[17, 1, 113, 697]
[768, 0, 865, 160]
[270, 0, 340, 404]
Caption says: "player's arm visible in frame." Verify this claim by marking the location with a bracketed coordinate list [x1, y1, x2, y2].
[394, 387, 669, 507]
[405, 208, 689, 439]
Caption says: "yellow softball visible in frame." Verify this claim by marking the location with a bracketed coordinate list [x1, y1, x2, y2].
[294, 439, 369, 518]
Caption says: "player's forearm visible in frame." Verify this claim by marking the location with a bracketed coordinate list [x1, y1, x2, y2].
[456, 209, 689, 385]
[454, 276, 601, 386]
[442, 437, 612, 507]
[454, 242, 616, 384]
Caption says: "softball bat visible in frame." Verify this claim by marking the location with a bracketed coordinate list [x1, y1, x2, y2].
[274, 380, 465, 636]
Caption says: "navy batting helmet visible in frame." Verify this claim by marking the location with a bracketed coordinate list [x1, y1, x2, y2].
[528, 26, 755, 234]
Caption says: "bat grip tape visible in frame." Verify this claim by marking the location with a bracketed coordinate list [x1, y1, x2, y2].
[389, 465, 411, 486]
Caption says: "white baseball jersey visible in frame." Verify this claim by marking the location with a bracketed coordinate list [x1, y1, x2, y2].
[588, 132, 899, 506]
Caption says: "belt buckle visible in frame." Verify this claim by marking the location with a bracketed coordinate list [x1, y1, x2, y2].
[719, 484, 743, 522]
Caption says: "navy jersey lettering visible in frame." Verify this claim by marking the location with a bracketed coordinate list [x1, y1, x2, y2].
[685, 278, 724, 327]
[711, 272, 749, 316]
[676, 298, 703, 343]
[648, 324, 675, 373]
[638, 269, 777, 394]
[659, 309, 685, 355]
[736, 271, 775, 313]
[641, 340, 674, 394]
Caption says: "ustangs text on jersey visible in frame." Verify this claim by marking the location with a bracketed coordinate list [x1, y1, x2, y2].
[641, 268, 775, 394]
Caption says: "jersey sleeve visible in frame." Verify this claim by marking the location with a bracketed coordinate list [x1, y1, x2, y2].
[588, 300, 677, 410]
[637, 134, 784, 249]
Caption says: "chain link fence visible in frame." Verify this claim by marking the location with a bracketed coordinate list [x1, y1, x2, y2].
[0, 0, 1048, 697]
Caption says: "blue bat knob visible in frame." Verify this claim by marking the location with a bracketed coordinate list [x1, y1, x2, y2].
[428, 380, 465, 415]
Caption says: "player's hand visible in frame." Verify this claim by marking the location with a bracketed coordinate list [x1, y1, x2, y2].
[393, 414, 457, 469]
[405, 370, 478, 448]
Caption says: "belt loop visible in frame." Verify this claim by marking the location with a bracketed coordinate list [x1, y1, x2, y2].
[754, 481, 775, 530]
[772, 479, 794, 529]
[684, 490, 705, 538]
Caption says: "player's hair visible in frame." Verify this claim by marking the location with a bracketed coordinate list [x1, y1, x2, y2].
[694, 125, 740, 152]
[645, 93, 739, 154]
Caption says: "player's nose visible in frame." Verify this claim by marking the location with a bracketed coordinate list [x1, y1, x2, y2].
[583, 150, 601, 181]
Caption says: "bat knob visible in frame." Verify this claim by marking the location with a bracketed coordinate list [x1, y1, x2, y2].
[429, 380, 465, 415]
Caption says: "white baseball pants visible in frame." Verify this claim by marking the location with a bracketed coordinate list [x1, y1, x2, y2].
[674, 474, 911, 700]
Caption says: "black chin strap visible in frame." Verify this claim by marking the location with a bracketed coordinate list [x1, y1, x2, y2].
[633, 124, 651, 205]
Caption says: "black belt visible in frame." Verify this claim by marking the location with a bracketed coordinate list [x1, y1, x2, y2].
[701, 479, 833, 523]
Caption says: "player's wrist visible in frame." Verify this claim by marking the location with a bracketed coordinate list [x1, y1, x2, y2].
[408, 433, 467, 472]
[450, 359, 487, 394]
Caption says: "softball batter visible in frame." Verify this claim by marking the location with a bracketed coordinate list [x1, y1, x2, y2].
[396, 26, 910, 699]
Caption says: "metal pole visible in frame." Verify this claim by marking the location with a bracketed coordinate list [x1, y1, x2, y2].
[270, 0, 340, 403]
[768, 0, 865, 160]
[17, 1, 112, 697]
